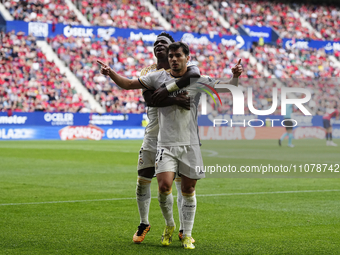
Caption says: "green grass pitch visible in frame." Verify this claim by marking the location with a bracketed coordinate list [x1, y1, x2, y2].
[0, 139, 339, 254]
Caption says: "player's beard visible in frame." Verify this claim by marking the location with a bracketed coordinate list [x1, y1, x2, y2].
[171, 62, 184, 73]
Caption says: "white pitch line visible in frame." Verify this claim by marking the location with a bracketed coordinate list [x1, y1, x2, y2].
[201, 149, 219, 157]
[1, 189, 339, 207]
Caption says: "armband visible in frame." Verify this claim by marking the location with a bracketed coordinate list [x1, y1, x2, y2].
[166, 81, 179, 92]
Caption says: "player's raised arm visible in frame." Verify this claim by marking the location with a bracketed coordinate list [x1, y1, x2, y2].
[97, 60, 143, 90]
[215, 59, 243, 92]
[151, 65, 200, 105]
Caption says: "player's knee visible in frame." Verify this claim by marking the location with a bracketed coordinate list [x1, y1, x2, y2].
[181, 185, 195, 194]
[158, 182, 172, 193]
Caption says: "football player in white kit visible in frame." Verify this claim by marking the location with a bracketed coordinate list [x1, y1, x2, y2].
[99, 41, 243, 249]
[97, 32, 201, 244]
[138, 42, 243, 249]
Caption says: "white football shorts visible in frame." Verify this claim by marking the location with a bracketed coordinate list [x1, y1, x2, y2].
[137, 147, 156, 171]
[155, 145, 205, 180]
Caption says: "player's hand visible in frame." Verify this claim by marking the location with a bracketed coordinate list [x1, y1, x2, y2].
[231, 59, 243, 78]
[151, 85, 169, 105]
[176, 91, 190, 110]
[97, 60, 111, 76]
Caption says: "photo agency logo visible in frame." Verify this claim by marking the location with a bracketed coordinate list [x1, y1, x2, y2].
[197, 82, 222, 109]
[200, 83, 312, 128]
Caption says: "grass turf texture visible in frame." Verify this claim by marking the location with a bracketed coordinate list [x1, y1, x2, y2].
[0, 139, 339, 254]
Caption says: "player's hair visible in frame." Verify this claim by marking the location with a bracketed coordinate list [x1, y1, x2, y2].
[157, 32, 175, 43]
[168, 41, 190, 56]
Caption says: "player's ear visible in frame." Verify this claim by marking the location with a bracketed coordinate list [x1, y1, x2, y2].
[186, 55, 190, 62]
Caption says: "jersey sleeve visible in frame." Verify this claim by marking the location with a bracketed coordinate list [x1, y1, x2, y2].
[196, 75, 219, 89]
[138, 70, 163, 90]
[140, 67, 148, 77]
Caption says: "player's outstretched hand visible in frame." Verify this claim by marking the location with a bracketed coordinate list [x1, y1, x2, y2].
[151, 85, 169, 105]
[97, 60, 111, 76]
[231, 59, 243, 78]
[176, 91, 190, 110]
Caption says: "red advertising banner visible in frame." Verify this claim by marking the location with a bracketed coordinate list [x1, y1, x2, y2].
[59, 125, 105, 141]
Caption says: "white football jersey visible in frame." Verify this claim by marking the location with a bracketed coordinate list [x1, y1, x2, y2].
[139, 64, 158, 152]
[139, 70, 217, 146]
[139, 62, 197, 151]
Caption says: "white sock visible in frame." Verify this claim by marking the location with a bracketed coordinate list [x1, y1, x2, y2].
[182, 191, 196, 237]
[136, 176, 152, 225]
[158, 188, 175, 226]
[174, 177, 183, 231]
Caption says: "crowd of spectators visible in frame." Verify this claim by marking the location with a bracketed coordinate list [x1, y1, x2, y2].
[212, 0, 319, 40]
[292, 4, 340, 41]
[0, 31, 88, 113]
[254, 44, 340, 79]
[152, 0, 231, 35]
[2, 0, 81, 25]
[71, 0, 164, 30]
[48, 33, 272, 114]
[49, 35, 147, 113]
[2, 0, 340, 115]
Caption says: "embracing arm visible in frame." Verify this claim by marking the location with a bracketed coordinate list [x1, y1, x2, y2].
[151, 65, 200, 105]
[143, 90, 190, 110]
[97, 60, 143, 90]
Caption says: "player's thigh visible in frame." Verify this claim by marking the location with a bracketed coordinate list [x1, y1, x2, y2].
[178, 145, 205, 180]
[155, 147, 178, 192]
[155, 147, 178, 175]
[137, 147, 156, 178]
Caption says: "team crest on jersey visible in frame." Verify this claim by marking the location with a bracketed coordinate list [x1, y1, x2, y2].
[139, 158, 144, 165]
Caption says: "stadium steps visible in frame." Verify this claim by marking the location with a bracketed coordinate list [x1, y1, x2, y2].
[0, 3, 104, 113]
[145, 0, 171, 30]
[64, 0, 91, 26]
[328, 56, 340, 68]
[292, 11, 323, 39]
[208, 4, 239, 35]
[35, 40, 105, 113]
[205, 4, 270, 77]
[0, 2, 13, 21]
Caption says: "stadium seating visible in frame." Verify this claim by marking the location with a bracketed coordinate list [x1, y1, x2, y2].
[2, 0, 340, 115]
[292, 3, 340, 41]
[71, 0, 164, 29]
[254, 44, 340, 79]
[151, 0, 232, 35]
[49, 35, 147, 113]
[0, 31, 87, 112]
[213, 0, 319, 40]
[49, 33, 268, 113]
[3, 0, 81, 24]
